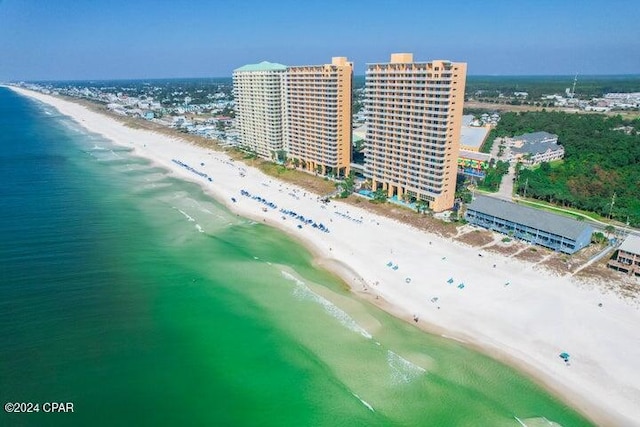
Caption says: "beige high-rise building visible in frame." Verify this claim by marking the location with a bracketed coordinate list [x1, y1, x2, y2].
[283, 57, 353, 178]
[233, 61, 287, 160]
[365, 53, 467, 212]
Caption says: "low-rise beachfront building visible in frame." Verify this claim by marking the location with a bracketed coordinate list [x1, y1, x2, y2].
[283, 57, 353, 178]
[607, 234, 640, 277]
[507, 131, 564, 166]
[465, 195, 593, 254]
[233, 61, 287, 160]
[365, 53, 467, 212]
[457, 150, 491, 179]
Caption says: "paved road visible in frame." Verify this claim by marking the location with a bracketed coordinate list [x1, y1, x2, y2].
[495, 163, 516, 201]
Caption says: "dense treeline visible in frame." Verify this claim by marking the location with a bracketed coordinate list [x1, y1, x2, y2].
[465, 75, 640, 99]
[353, 75, 640, 98]
[493, 111, 640, 226]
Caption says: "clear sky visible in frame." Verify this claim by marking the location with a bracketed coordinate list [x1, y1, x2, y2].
[1, 0, 638, 80]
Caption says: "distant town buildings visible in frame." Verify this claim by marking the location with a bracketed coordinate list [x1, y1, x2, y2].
[283, 57, 353, 177]
[506, 131, 565, 165]
[233, 61, 288, 159]
[608, 234, 640, 277]
[364, 53, 467, 212]
[465, 195, 593, 254]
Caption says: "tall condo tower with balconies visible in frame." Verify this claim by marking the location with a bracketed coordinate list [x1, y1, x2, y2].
[283, 57, 353, 178]
[365, 53, 467, 212]
[233, 61, 287, 160]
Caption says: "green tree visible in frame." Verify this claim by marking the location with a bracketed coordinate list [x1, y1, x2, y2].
[372, 189, 387, 203]
[604, 225, 615, 239]
[338, 171, 355, 198]
[415, 200, 429, 214]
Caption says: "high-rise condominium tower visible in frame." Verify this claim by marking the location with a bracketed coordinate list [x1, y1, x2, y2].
[233, 61, 287, 160]
[365, 53, 467, 212]
[283, 57, 353, 177]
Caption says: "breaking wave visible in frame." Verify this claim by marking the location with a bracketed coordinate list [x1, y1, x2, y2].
[282, 271, 372, 339]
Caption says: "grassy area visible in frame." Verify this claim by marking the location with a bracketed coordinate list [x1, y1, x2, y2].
[530, 159, 564, 171]
[515, 198, 607, 222]
[549, 159, 564, 169]
[253, 161, 336, 195]
[342, 195, 458, 238]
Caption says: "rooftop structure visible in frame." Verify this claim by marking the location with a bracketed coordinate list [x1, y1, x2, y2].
[234, 61, 288, 72]
[465, 195, 593, 254]
[513, 131, 558, 145]
[283, 57, 353, 177]
[364, 53, 467, 212]
[508, 131, 564, 165]
[233, 61, 287, 160]
[460, 124, 490, 152]
[608, 234, 640, 276]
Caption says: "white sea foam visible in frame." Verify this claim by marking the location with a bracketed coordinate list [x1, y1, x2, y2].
[387, 350, 426, 385]
[172, 207, 203, 232]
[282, 271, 372, 339]
[514, 417, 527, 427]
[352, 393, 375, 412]
[515, 416, 563, 427]
[441, 334, 467, 344]
[175, 208, 195, 222]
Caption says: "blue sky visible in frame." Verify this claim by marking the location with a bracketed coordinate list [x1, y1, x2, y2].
[0, 0, 638, 80]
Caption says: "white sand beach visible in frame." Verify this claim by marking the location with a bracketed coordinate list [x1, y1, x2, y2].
[10, 86, 640, 426]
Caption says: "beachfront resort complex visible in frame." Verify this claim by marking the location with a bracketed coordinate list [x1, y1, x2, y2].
[233, 61, 287, 159]
[234, 53, 467, 211]
[234, 57, 353, 178]
[365, 54, 467, 212]
[283, 57, 353, 178]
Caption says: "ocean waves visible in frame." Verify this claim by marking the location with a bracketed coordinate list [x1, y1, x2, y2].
[282, 271, 372, 340]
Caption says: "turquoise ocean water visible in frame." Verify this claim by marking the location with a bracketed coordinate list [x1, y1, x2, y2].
[0, 87, 592, 426]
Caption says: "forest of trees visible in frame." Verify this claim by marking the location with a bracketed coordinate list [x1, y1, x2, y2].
[464, 75, 640, 100]
[491, 111, 640, 226]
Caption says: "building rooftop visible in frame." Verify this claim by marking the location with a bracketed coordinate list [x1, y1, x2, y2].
[514, 131, 558, 145]
[467, 195, 593, 240]
[510, 132, 562, 156]
[459, 150, 491, 162]
[462, 115, 474, 126]
[460, 125, 490, 150]
[511, 140, 563, 156]
[234, 61, 287, 72]
[619, 234, 640, 255]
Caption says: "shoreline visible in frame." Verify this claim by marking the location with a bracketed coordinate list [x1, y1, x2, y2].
[6, 85, 639, 426]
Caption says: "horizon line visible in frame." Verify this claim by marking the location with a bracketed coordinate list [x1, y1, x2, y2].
[5, 73, 640, 84]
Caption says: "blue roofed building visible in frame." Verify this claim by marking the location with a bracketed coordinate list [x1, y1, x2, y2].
[465, 195, 593, 254]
